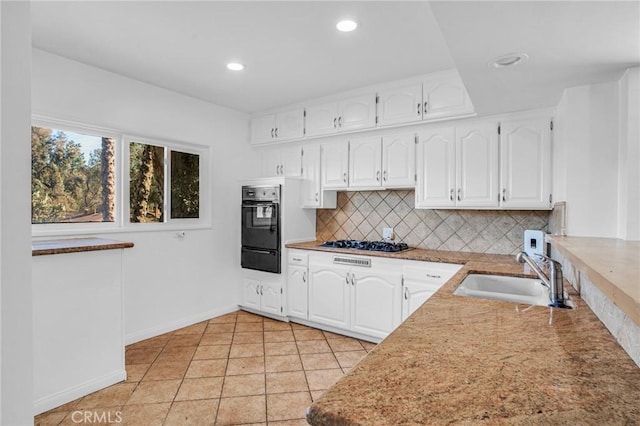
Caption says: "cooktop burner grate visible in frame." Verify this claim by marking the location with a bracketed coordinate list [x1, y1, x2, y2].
[321, 240, 410, 253]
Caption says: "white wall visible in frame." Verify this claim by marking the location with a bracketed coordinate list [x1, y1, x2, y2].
[32, 49, 257, 344]
[1, 2, 33, 425]
[617, 68, 640, 241]
[555, 81, 620, 238]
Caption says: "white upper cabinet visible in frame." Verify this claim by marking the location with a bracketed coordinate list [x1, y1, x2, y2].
[349, 136, 383, 189]
[377, 84, 423, 126]
[422, 73, 474, 120]
[251, 108, 304, 144]
[306, 94, 376, 137]
[321, 140, 350, 189]
[382, 132, 416, 188]
[416, 122, 499, 209]
[499, 116, 552, 209]
[261, 144, 302, 177]
[301, 144, 336, 209]
[377, 71, 474, 127]
[416, 127, 456, 208]
[456, 122, 500, 207]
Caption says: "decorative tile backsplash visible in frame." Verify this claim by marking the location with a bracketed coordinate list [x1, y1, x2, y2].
[316, 190, 550, 255]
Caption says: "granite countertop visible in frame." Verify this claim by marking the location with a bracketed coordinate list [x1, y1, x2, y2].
[32, 237, 134, 256]
[287, 242, 640, 424]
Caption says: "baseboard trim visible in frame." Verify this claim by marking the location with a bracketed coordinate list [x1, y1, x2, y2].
[125, 304, 239, 345]
[34, 370, 126, 416]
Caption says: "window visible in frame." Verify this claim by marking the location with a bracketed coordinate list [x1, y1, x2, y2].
[32, 117, 209, 235]
[127, 137, 204, 226]
[31, 124, 116, 224]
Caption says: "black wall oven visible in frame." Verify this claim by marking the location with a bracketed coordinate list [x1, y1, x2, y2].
[241, 185, 281, 273]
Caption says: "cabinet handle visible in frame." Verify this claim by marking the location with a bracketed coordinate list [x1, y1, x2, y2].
[260, 285, 264, 295]
[457, 188, 462, 201]
[271, 128, 275, 138]
[376, 171, 380, 182]
[345, 273, 350, 285]
[417, 103, 421, 116]
[256, 285, 260, 295]
[303, 272, 307, 283]
[338, 116, 343, 127]
[450, 189, 454, 201]
[502, 188, 506, 202]
[275, 127, 278, 138]
[351, 274, 356, 286]
[333, 117, 337, 128]
[404, 286, 408, 300]
[315, 192, 319, 202]
[343, 172, 347, 183]
[423, 101, 428, 114]
[383, 170, 388, 182]
[426, 273, 441, 279]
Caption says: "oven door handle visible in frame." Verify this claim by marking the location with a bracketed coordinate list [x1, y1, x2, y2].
[242, 248, 277, 255]
[242, 203, 277, 208]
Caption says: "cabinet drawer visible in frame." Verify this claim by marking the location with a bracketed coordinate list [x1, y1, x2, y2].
[288, 251, 308, 266]
[403, 263, 461, 285]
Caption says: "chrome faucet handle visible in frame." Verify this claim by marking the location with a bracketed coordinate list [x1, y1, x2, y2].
[533, 253, 562, 267]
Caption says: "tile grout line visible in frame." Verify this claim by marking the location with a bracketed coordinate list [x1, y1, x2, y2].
[212, 314, 238, 425]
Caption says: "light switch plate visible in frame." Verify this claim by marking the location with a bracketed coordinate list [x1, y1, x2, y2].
[382, 227, 394, 240]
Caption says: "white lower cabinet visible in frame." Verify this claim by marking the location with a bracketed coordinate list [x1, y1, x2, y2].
[241, 277, 283, 317]
[287, 251, 309, 320]
[401, 262, 462, 320]
[308, 254, 403, 340]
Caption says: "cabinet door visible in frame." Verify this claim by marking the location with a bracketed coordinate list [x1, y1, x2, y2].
[321, 141, 349, 189]
[308, 263, 350, 330]
[276, 108, 305, 141]
[377, 84, 423, 126]
[423, 74, 474, 120]
[416, 128, 456, 208]
[261, 281, 283, 317]
[401, 280, 441, 321]
[261, 147, 282, 177]
[306, 102, 338, 137]
[339, 94, 377, 131]
[241, 278, 261, 310]
[500, 117, 552, 209]
[349, 136, 382, 189]
[382, 133, 416, 188]
[302, 144, 321, 207]
[351, 269, 402, 339]
[287, 265, 308, 319]
[250, 114, 277, 144]
[456, 123, 499, 207]
[280, 145, 302, 177]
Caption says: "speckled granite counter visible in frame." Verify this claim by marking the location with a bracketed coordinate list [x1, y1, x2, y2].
[287, 242, 640, 425]
[32, 237, 134, 256]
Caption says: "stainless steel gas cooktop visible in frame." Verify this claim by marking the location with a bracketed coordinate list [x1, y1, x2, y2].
[321, 240, 411, 253]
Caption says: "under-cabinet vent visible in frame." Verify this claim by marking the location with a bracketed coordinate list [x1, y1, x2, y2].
[333, 256, 371, 267]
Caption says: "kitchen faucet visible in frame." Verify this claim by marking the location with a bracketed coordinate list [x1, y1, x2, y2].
[515, 252, 571, 309]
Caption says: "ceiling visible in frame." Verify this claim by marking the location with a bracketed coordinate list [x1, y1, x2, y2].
[31, 1, 640, 116]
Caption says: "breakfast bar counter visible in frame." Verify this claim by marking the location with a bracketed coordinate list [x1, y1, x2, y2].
[286, 242, 640, 424]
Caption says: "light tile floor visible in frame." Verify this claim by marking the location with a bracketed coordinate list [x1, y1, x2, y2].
[34, 310, 376, 425]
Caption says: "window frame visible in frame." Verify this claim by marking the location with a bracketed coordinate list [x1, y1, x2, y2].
[123, 134, 210, 231]
[31, 116, 211, 237]
[31, 116, 123, 237]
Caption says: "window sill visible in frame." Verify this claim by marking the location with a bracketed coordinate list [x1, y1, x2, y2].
[32, 237, 134, 256]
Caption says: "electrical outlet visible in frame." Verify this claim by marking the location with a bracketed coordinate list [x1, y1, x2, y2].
[382, 227, 394, 240]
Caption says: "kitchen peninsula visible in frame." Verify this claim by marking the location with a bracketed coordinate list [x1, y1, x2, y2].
[289, 242, 640, 424]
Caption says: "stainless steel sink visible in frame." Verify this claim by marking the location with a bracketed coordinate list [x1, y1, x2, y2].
[453, 274, 555, 307]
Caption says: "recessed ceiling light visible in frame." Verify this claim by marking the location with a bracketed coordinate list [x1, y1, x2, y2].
[336, 19, 358, 32]
[226, 62, 245, 71]
[489, 53, 529, 68]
